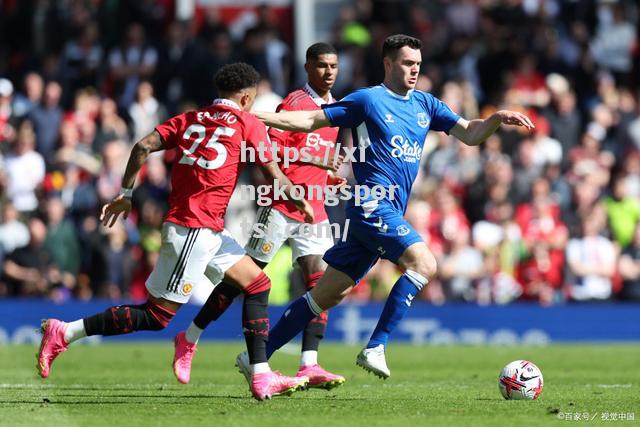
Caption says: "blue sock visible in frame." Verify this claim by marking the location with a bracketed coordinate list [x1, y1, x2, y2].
[266, 293, 322, 359]
[367, 271, 427, 349]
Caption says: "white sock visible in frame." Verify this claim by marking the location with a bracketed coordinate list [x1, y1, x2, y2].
[185, 322, 203, 344]
[300, 350, 318, 367]
[251, 362, 271, 375]
[64, 320, 87, 344]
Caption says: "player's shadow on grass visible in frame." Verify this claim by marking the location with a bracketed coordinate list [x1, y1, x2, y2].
[1, 395, 249, 405]
[56, 393, 246, 399]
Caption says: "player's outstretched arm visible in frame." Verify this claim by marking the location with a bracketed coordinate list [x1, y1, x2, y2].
[255, 110, 331, 133]
[100, 131, 166, 227]
[450, 110, 535, 146]
[260, 160, 315, 223]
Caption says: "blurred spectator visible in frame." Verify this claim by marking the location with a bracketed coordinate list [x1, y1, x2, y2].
[100, 221, 135, 300]
[618, 224, 640, 301]
[240, 28, 270, 84]
[568, 123, 614, 188]
[542, 87, 580, 167]
[439, 227, 483, 302]
[530, 117, 562, 168]
[604, 174, 640, 249]
[251, 79, 283, 113]
[507, 55, 550, 108]
[513, 139, 542, 203]
[107, 22, 158, 109]
[566, 213, 617, 301]
[132, 154, 169, 213]
[29, 80, 63, 163]
[95, 98, 129, 153]
[544, 162, 572, 214]
[43, 197, 80, 278]
[590, 3, 636, 82]
[472, 200, 523, 305]
[190, 29, 235, 106]
[128, 80, 167, 142]
[55, 119, 101, 175]
[61, 22, 103, 97]
[517, 196, 568, 304]
[622, 153, 640, 199]
[4, 120, 45, 214]
[60, 166, 98, 217]
[0, 202, 29, 255]
[0, 78, 15, 143]
[1, 218, 59, 297]
[155, 22, 196, 115]
[96, 140, 127, 203]
[12, 72, 44, 118]
[428, 187, 470, 258]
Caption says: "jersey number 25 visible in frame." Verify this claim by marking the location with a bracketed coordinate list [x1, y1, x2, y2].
[179, 124, 236, 170]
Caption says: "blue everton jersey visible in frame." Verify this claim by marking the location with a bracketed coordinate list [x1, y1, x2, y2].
[322, 84, 460, 214]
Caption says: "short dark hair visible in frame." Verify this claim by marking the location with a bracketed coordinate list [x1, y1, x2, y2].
[214, 62, 260, 93]
[382, 34, 422, 59]
[306, 42, 338, 62]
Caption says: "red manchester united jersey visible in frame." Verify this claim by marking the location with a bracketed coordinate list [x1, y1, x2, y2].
[156, 99, 272, 231]
[268, 84, 338, 223]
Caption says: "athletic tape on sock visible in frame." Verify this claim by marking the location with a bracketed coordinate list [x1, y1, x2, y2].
[403, 269, 428, 291]
[303, 292, 323, 316]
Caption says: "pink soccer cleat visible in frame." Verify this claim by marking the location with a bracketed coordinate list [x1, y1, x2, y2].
[297, 364, 346, 390]
[36, 319, 68, 378]
[173, 331, 197, 384]
[250, 371, 309, 401]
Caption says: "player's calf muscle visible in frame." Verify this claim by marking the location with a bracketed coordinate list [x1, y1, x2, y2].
[310, 268, 354, 309]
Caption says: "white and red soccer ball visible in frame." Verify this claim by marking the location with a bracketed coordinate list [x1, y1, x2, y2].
[498, 360, 544, 400]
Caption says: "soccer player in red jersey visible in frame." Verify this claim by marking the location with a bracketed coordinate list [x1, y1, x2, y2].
[173, 43, 347, 390]
[36, 63, 313, 401]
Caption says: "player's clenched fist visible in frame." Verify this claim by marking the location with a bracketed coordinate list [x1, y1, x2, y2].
[100, 195, 132, 227]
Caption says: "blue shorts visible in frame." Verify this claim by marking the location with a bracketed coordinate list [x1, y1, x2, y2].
[323, 205, 423, 284]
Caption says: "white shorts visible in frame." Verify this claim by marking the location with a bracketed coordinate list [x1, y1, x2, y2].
[146, 222, 245, 304]
[244, 206, 334, 264]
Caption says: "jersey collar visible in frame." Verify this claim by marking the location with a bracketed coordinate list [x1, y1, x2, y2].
[213, 98, 241, 111]
[303, 83, 333, 106]
[380, 83, 414, 100]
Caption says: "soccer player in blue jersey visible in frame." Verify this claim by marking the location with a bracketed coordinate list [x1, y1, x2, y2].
[249, 34, 534, 379]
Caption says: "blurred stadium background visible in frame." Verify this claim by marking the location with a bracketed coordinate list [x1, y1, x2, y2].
[1, 0, 640, 346]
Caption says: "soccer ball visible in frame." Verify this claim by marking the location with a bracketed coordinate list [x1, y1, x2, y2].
[498, 360, 544, 400]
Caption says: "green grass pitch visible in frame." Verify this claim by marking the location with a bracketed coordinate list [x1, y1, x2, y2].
[1, 343, 638, 426]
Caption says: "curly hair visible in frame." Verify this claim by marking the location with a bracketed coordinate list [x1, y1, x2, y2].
[382, 34, 422, 59]
[214, 62, 260, 93]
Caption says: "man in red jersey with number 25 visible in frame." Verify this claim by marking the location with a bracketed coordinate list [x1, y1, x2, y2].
[173, 43, 347, 391]
[36, 63, 313, 401]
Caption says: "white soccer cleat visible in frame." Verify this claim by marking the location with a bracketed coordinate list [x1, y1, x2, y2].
[356, 344, 391, 379]
[235, 351, 252, 387]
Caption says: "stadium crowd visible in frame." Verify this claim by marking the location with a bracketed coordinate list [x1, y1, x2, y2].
[0, 0, 639, 305]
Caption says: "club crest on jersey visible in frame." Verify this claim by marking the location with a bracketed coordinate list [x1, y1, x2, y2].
[397, 225, 410, 236]
[417, 112, 430, 128]
[261, 242, 274, 254]
[181, 282, 193, 296]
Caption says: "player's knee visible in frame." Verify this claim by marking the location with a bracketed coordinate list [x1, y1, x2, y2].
[402, 251, 437, 279]
[243, 272, 271, 296]
[418, 254, 437, 278]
